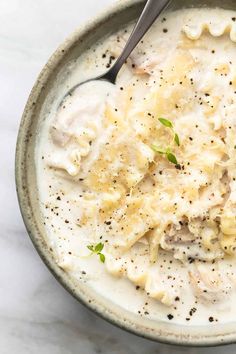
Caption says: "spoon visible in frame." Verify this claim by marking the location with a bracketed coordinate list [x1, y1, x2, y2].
[62, 0, 171, 102]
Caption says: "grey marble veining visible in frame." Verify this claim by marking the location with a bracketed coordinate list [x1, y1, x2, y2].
[1, 0, 236, 353]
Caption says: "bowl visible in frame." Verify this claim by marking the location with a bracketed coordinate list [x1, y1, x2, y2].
[15, 0, 236, 346]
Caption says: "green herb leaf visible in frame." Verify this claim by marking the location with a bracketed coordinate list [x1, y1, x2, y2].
[95, 242, 104, 253]
[87, 243, 105, 263]
[167, 152, 178, 165]
[174, 133, 180, 146]
[166, 147, 171, 154]
[87, 245, 94, 252]
[99, 253, 106, 263]
[151, 145, 166, 154]
[158, 118, 173, 128]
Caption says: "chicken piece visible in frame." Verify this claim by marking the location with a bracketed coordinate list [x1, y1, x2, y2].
[48, 82, 109, 176]
[131, 56, 160, 76]
[145, 266, 181, 306]
[161, 221, 223, 263]
[189, 262, 233, 303]
[50, 83, 104, 147]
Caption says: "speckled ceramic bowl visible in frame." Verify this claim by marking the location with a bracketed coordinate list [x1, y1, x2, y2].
[16, 0, 236, 346]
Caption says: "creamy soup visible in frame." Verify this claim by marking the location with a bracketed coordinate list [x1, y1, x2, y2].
[37, 8, 236, 325]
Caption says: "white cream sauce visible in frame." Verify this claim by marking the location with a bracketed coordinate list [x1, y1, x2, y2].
[36, 8, 236, 325]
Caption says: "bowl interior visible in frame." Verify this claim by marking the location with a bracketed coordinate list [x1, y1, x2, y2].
[16, 0, 236, 346]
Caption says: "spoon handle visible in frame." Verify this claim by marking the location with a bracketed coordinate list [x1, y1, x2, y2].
[105, 0, 171, 83]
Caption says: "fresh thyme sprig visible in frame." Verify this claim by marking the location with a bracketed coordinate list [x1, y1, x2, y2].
[158, 118, 173, 129]
[152, 145, 178, 165]
[87, 242, 105, 263]
[151, 118, 180, 166]
[174, 133, 180, 147]
[158, 118, 180, 146]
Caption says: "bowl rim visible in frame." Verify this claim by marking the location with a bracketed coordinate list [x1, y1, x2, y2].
[15, 0, 236, 347]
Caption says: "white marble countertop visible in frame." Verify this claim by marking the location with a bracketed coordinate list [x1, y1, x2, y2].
[1, 0, 236, 353]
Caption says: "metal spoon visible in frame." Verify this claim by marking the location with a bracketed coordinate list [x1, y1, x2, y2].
[62, 0, 171, 101]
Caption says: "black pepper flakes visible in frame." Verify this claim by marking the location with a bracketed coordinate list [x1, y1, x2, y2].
[175, 164, 182, 170]
[167, 314, 174, 320]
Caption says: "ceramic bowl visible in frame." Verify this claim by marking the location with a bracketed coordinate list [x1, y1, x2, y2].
[16, 0, 236, 346]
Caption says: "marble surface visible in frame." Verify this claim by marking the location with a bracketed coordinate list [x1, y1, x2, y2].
[1, 0, 236, 352]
